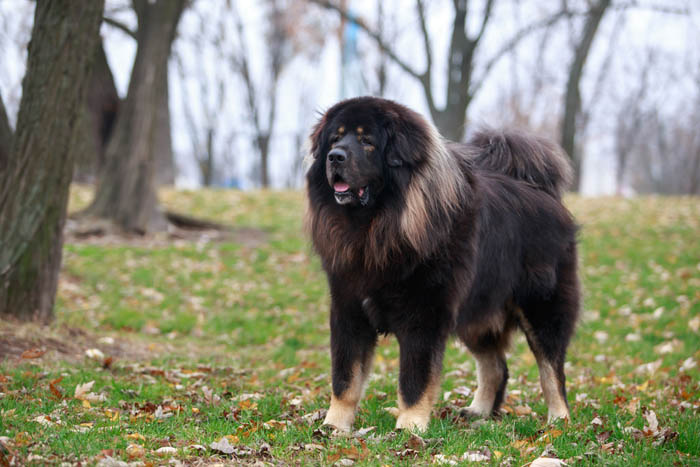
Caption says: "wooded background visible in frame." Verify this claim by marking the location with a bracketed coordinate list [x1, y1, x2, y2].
[1, 0, 698, 195]
[0, 0, 698, 320]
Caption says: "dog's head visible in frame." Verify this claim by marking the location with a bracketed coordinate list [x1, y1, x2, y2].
[308, 97, 434, 209]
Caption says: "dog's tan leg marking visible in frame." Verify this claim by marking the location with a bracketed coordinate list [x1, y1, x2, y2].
[538, 359, 569, 421]
[396, 372, 440, 432]
[515, 309, 570, 421]
[466, 351, 504, 416]
[323, 353, 374, 431]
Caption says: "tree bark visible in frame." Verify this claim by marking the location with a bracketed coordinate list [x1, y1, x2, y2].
[154, 73, 175, 185]
[560, 0, 610, 191]
[74, 42, 120, 182]
[86, 0, 185, 232]
[0, 0, 104, 322]
[0, 92, 12, 171]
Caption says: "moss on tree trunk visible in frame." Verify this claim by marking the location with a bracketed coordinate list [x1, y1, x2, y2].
[0, 0, 104, 322]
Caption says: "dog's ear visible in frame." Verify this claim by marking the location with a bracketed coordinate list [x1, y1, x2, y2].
[384, 109, 425, 168]
[309, 117, 327, 160]
[310, 105, 343, 159]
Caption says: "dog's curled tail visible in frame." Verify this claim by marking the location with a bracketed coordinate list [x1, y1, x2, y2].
[469, 129, 573, 198]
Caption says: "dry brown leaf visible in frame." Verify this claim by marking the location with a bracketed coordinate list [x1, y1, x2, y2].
[21, 348, 46, 359]
[125, 443, 145, 459]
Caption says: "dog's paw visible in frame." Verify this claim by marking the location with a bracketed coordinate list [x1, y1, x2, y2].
[458, 407, 489, 420]
[395, 412, 429, 432]
[322, 409, 353, 433]
[546, 408, 570, 423]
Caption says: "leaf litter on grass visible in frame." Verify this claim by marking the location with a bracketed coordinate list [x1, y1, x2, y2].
[0, 190, 698, 465]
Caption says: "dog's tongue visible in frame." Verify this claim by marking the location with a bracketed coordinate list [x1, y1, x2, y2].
[334, 182, 350, 193]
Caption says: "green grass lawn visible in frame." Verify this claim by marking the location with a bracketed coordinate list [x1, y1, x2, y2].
[1, 187, 698, 465]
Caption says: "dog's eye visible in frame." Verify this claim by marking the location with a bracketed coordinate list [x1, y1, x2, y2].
[330, 134, 340, 144]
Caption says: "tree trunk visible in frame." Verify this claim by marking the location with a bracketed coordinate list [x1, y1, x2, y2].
[202, 127, 215, 186]
[0, 0, 104, 322]
[74, 42, 120, 182]
[258, 134, 270, 188]
[560, 0, 610, 191]
[0, 92, 11, 171]
[86, 0, 185, 233]
[154, 71, 175, 185]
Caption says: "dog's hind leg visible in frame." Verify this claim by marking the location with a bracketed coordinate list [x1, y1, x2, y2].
[518, 308, 570, 421]
[517, 259, 579, 421]
[458, 320, 514, 418]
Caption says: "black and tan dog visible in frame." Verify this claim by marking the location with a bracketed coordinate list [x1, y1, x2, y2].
[306, 97, 579, 432]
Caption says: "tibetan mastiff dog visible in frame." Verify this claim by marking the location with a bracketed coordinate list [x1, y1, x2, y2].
[306, 97, 579, 432]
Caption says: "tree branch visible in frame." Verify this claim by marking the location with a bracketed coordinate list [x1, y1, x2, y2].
[473, 0, 495, 44]
[470, 8, 572, 97]
[415, 0, 432, 75]
[612, 1, 689, 15]
[102, 16, 137, 40]
[306, 0, 424, 81]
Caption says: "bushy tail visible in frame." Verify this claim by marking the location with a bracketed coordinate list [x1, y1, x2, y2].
[469, 129, 573, 198]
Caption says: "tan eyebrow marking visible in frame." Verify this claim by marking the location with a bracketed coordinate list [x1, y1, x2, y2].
[356, 126, 364, 134]
[338, 126, 345, 134]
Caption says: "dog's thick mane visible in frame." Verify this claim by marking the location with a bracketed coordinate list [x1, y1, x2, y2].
[306, 99, 468, 271]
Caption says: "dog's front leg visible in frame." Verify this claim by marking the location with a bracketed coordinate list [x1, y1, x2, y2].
[395, 325, 448, 432]
[323, 294, 377, 432]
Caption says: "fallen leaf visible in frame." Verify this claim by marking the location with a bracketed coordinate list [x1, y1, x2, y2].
[21, 348, 46, 359]
[125, 443, 145, 459]
[49, 377, 63, 399]
[74, 381, 95, 400]
[689, 316, 700, 332]
[406, 433, 425, 450]
[433, 453, 458, 465]
[679, 357, 696, 372]
[155, 446, 177, 456]
[210, 437, 236, 454]
[461, 449, 491, 462]
[353, 426, 375, 437]
[85, 348, 105, 360]
[531, 456, 567, 466]
[643, 410, 659, 435]
[514, 404, 533, 416]
[304, 443, 325, 451]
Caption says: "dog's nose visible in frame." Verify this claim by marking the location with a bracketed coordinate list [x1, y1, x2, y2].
[327, 147, 347, 163]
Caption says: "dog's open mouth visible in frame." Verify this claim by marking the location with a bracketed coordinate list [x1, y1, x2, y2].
[332, 175, 369, 206]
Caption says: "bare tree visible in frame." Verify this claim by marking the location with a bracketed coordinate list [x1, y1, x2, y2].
[0, 0, 104, 322]
[619, 67, 700, 196]
[85, 0, 187, 233]
[310, 0, 570, 141]
[175, 5, 236, 188]
[227, 0, 325, 187]
[560, 0, 611, 190]
[229, 0, 287, 188]
[613, 50, 652, 194]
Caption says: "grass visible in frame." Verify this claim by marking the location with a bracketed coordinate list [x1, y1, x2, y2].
[0, 186, 698, 465]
